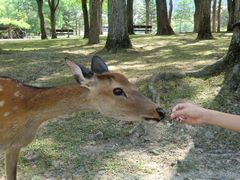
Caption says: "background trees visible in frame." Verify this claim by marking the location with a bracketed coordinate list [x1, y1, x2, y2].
[155, 0, 174, 35]
[82, 0, 89, 38]
[212, 0, 217, 32]
[88, 0, 100, 44]
[36, 0, 47, 39]
[197, 0, 213, 39]
[105, 0, 132, 52]
[127, 0, 135, 35]
[0, 0, 236, 43]
[48, 0, 60, 39]
[173, 0, 194, 32]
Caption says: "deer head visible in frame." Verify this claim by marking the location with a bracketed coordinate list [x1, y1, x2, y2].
[66, 56, 165, 122]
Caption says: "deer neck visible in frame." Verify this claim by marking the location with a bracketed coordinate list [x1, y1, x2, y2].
[29, 84, 95, 123]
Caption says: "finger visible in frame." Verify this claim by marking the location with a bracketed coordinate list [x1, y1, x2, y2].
[172, 103, 187, 113]
[170, 109, 187, 119]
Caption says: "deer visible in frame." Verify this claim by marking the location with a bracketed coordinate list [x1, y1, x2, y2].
[0, 55, 165, 180]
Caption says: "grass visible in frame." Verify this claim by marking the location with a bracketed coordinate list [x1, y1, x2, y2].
[0, 33, 239, 179]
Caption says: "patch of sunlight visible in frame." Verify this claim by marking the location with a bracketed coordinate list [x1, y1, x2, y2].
[0, 67, 12, 72]
[121, 61, 144, 65]
[218, 47, 228, 51]
[26, 138, 56, 150]
[110, 63, 161, 71]
[196, 50, 215, 56]
[63, 49, 96, 55]
[182, 40, 212, 47]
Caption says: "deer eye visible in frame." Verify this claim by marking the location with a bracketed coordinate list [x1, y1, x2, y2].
[113, 88, 125, 96]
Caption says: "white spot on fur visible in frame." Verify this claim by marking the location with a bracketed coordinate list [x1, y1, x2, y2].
[0, 100, 5, 107]
[14, 91, 22, 97]
[0, 85, 3, 91]
[3, 112, 11, 117]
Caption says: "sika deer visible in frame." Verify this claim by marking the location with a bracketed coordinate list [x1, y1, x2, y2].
[0, 56, 165, 180]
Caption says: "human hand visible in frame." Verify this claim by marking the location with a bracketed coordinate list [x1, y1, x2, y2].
[170, 103, 208, 124]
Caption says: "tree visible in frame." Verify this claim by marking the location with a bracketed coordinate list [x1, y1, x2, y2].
[217, 0, 222, 32]
[105, 0, 132, 52]
[48, 0, 60, 39]
[127, 0, 134, 35]
[36, 0, 47, 39]
[193, 0, 200, 32]
[173, 0, 194, 32]
[82, 0, 89, 38]
[154, 22, 240, 108]
[234, 0, 240, 23]
[155, 0, 174, 35]
[197, 0, 213, 40]
[99, 0, 104, 34]
[227, 0, 235, 32]
[191, 23, 240, 101]
[168, 0, 173, 24]
[88, 0, 100, 44]
[145, 0, 151, 34]
[212, 0, 217, 32]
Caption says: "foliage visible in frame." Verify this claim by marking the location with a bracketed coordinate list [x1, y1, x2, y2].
[172, 0, 194, 32]
[0, 0, 230, 34]
[0, 18, 30, 29]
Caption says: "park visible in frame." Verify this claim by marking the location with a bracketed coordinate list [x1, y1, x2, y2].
[0, 0, 240, 179]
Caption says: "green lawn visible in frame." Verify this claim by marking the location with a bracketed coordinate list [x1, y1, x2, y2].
[1, 33, 240, 179]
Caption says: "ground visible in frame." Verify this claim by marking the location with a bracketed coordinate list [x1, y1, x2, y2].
[0, 34, 240, 179]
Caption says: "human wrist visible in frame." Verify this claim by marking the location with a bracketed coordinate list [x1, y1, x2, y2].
[201, 109, 216, 125]
[200, 108, 213, 124]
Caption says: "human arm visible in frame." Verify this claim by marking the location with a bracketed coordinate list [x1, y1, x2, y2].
[170, 103, 240, 132]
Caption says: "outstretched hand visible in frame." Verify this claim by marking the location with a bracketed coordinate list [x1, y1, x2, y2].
[170, 103, 207, 124]
[170, 102, 240, 132]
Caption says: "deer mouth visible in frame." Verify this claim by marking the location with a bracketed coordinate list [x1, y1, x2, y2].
[143, 117, 162, 122]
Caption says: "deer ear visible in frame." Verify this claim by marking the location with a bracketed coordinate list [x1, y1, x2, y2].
[91, 55, 109, 74]
[78, 64, 93, 79]
[66, 60, 87, 84]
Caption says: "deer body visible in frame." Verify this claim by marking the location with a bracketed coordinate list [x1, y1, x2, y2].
[0, 78, 92, 150]
[0, 56, 165, 180]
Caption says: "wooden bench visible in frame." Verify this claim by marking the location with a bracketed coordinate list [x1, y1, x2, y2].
[133, 25, 152, 33]
[56, 29, 74, 37]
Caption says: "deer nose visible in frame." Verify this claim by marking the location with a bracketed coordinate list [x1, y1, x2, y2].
[156, 107, 166, 120]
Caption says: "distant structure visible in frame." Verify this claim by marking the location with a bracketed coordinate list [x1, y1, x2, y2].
[0, 25, 26, 39]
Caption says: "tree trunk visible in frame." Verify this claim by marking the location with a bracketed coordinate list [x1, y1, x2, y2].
[145, 0, 151, 34]
[155, 0, 175, 35]
[48, 0, 60, 39]
[217, 22, 240, 95]
[168, 0, 173, 24]
[105, 0, 132, 52]
[188, 23, 240, 84]
[82, 0, 89, 39]
[194, 0, 201, 33]
[36, 0, 47, 40]
[99, 0, 104, 34]
[197, 0, 213, 40]
[217, 0, 222, 32]
[50, 13, 57, 39]
[127, 0, 134, 35]
[212, 0, 217, 32]
[227, 0, 235, 32]
[88, 0, 100, 44]
[234, 0, 240, 23]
